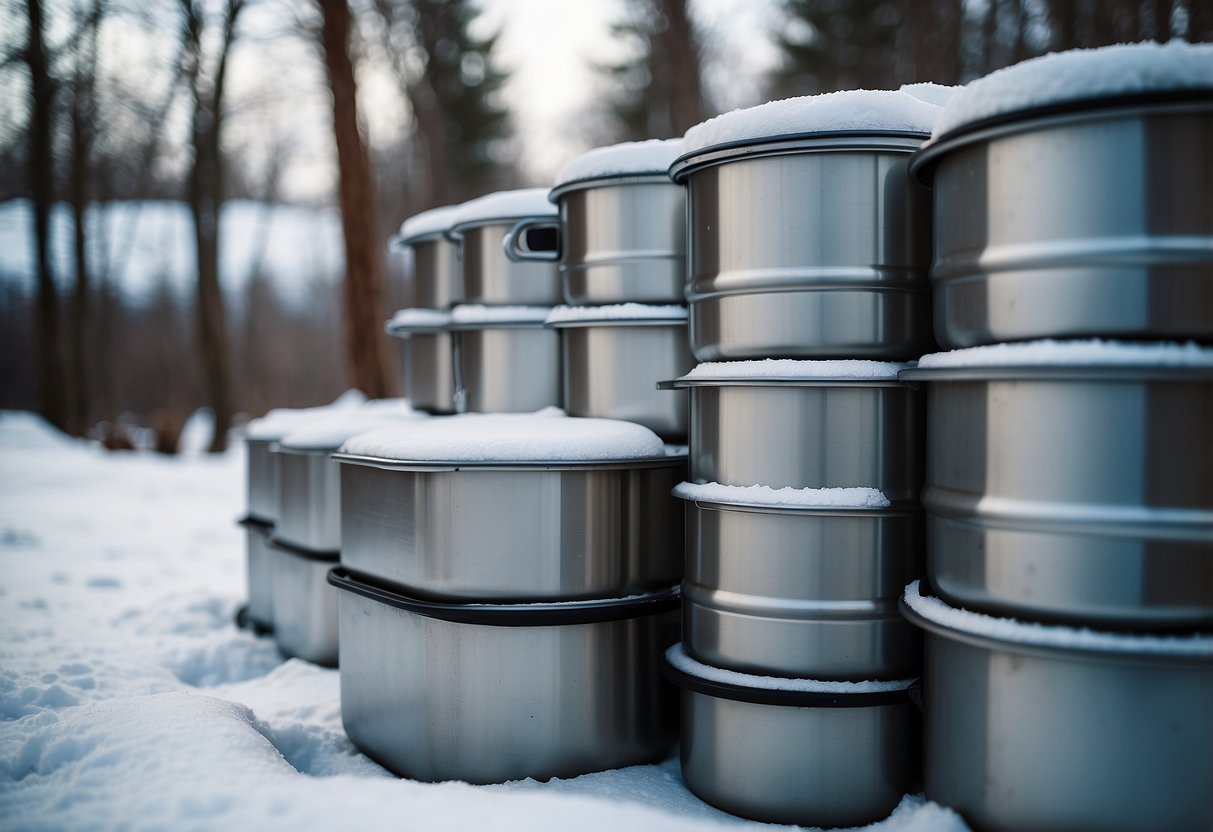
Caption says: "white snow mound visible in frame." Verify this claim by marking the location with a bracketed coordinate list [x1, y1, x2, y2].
[674, 481, 891, 509]
[553, 139, 685, 191]
[279, 402, 424, 452]
[386, 307, 452, 331]
[682, 359, 907, 381]
[244, 391, 367, 442]
[450, 304, 552, 325]
[396, 204, 460, 243]
[450, 188, 556, 229]
[545, 303, 688, 325]
[916, 339, 1213, 369]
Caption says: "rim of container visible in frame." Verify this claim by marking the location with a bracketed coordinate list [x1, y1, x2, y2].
[909, 92, 1213, 186]
[546, 315, 688, 329]
[385, 322, 450, 336]
[675, 492, 922, 517]
[548, 171, 679, 202]
[328, 567, 681, 626]
[394, 228, 456, 246]
[661, 644, 917, 708]
[331, 451, 686, 472]
[900, 364, 1213, 382]
[901, 580, 1213, 664]
[668, 130, 928, 182]
[266, 535, 339, 562]
[660, 376, 913, 389]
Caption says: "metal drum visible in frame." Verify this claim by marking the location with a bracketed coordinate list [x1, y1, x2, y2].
[273, 447, 341, 552]
[391, 204, 462, 309]
[912, 98, 1213, 348]
[245, 438, 277, 523]
[331, 567, 679, 784]
[903, 580, 1213, 832]
[663, 643, 918, 828]
[451, 189, 560, 307]
[665, 365, 924, 501]
[903, 347, 1213, 630]
[267, 539, 338, 667]
[386, 311, 456, 415]
[240, 517, 274, 630]
[450, 307, 560, 414]
[670, 134, 933, 361]
[336, 454, 685, 602]
[547, 305, 692, 441]
[677, 483, 922, 680]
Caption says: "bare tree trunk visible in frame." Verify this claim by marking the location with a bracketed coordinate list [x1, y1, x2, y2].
[1152, 0, 1173, 40]
[1190, 0, 1213, 41]
[26, 0, 68, 432]
[657, 0, 705, 135]
[1049, 0, 1080, 50]
[318, 0, 391, 399]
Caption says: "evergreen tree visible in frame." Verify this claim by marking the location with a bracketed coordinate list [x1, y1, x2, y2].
[771, 0, 903, 97]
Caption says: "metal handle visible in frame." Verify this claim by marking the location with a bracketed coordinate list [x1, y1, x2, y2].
[502, 218, 560, 263]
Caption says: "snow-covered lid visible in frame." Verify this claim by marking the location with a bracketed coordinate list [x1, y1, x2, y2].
[338, 410, 668, 463]
[678, 359, 908, 383]
[932, 41, 1213, 139]
[680, 89, 943, 158]
[244, 391, 366, 442]
[666, 643, 915, 695]
[396, 205, 459, 244]
[899, 82, 960, 108]
[385, 307, 452, 333]
[544, 303, 688, 326]
[904, 580, 1213, 658]
[448, 304, 551, 327]
[449, 188, 557, 231]
[673, 481, 891, 510]
[278, 402, 424, 452]
[551, 139, 684, 195]
[914, 339, 1213, 370]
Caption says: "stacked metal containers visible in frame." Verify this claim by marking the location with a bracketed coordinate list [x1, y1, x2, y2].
[659, 89, 945, 827]
[902, 42, 1213, 832]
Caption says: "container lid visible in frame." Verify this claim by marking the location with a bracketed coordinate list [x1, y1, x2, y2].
[384, 307, 452, 335]
[673, 481, 893, 511]
[662, 643, 917, 708]
[903, 580, 1213, 661]
[664, 358, 910, 388]
[244, 390, 367, 442]
[447, 304, 552, 330]
[277, 402, 424, 452]
[902, 339, 1213, 381]
[550, 139, 684, 199]
[337, 409, 671, 466]
[931, 41, 1213, 142]
[393, 204, 460, 245]
[544, 303, 688, 327]
[672, 88, 942, 179]
[449, 188, 557, 232]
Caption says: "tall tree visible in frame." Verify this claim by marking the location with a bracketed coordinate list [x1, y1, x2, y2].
[24, 0, 69, 432]
[318, 0, 391, 399]
[771, 0, 902, 97]
[180, 0, 243, 452]
[601, 0, 709, 140]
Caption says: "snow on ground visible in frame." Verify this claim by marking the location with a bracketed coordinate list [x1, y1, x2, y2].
[0, 411, 969, 831]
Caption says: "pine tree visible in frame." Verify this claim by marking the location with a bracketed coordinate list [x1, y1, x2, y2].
[771, 0, 903, 97]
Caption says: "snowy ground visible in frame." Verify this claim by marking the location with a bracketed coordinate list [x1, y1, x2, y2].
[0, 411, 968, 831]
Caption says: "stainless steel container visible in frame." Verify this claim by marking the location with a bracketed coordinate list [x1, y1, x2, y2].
[267, 538, 338, 667]
[336, 453, 685, 601]
[666, 371, 924, 500]
[240, 517, 274, 631]
[669, 134, 933, 361]
[663, 643, 918, 828]
[394, 226, 462, 310]
[386, 316, 456, 415]
[902, 360, 1213, 630]
[450, 317, 560, 413]
[548, 307, 692, 441]
[679, 488, 922, 680]
[273, 447, 341, 553]
[331, 567, 679, 784]
[910, 98, 1213, 348]
[451, 193, 561, 306]
[246, 438, 277, 523]
[509, 177, 686, 305]
[902, 581, 1213, 832]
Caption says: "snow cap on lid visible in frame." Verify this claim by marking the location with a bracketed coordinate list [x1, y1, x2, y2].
[916, 339, 1213, 370]
[552, 139, 684, 193]
[450, 188, 556, 230]
[681, 88, 943, 156]
[673, 481, 891, 509]
[449, 304, 551, 325]
[933, 40, 1213, 139]
[340, 410, 667, 462]
[279, 401, 424, 451]
[682, 358, 907, 381]
[544, 303, 687, 325]
[386, 307, 452, 331]
[244, 390, 366, 442]
[899, 82, 961, 107]
[396, 205, 459, 244]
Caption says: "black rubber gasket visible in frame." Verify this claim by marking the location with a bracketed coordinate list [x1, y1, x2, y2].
[238, 515, 274, 532]
[266, 536, 340, 563]
[327, 566, 680, 627]
[661, 650, 916, 708]
[234, 603, 273, 636]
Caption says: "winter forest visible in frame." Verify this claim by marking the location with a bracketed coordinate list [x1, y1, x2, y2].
[1, 0, 1209, 452]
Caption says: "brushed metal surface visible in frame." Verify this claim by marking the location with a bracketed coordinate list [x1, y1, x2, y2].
[684, 381, 924, 500]
[268, 541, 338, 667]
[337, 585, 678, 783]
[918, 102, 1213, 348]
[244, 520, 274, 628]
[678, 686, 916, 827]
[682, 500, 922, 679]
[557, 320, 692, 441]
[905, 598, 1213, 832]
[558, 179, 686, 305]
[274, 449, 341, 553]
[339, 459, 684, 601]
[912, 368, 1213, 629]
[246, 439, 277, 523]
[681, 135, 933, 361]
[392, 329, 457, 415]
[460, 221, 562, 306]
[410, 234, 462, 309]
[455, 325, 561, 413]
